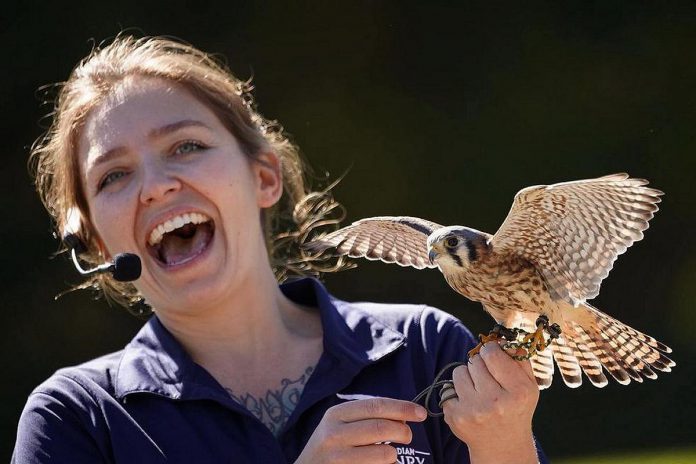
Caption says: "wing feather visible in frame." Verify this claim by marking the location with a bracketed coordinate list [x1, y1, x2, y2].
[304, 216, 444, 269]
[490, 173, 662, 305]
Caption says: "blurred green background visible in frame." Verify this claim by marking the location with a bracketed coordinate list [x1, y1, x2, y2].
[2, 1, 695, 462]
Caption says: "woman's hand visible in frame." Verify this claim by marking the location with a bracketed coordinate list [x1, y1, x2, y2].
[294, 397, 427, 464]
[442, 341, 540, 464]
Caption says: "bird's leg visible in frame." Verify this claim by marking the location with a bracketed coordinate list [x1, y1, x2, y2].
[467, 324, 521, 358]
[522, 316, 548, 355]
[514, 315, 562, 359]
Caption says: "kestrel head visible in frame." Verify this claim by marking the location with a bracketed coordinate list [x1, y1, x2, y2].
[427, 226, 487, 270]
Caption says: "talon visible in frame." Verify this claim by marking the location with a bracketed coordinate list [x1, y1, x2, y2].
[467, 343, 483, 358]
[468, 337, 490, 358]
[468, 331, 503, 358]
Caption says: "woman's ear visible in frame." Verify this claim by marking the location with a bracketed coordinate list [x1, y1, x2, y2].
[254, 151, 283, 208]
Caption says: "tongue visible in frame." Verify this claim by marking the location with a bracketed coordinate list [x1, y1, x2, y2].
[159, 223, 212, 265]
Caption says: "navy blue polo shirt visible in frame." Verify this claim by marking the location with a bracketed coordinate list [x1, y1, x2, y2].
[13, 278, 548, 463]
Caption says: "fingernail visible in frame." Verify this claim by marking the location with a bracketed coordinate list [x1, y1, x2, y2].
[415, 405, 427, 420]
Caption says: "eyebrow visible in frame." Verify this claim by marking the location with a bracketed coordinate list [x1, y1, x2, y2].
[91, 119, 211, 168]
[149, 119, 210, 140]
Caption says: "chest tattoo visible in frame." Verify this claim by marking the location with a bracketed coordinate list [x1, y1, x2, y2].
[225, 366, 314, 437]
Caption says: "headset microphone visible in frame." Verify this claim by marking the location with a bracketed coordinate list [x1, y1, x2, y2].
[63, 233, 142, 282]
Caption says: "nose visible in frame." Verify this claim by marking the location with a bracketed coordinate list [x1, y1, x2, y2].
[139, 160, 181, 204]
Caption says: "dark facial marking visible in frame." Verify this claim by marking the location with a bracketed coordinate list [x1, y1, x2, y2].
[447, 250, 463, 267]
[459, 228, 491, 262]
[465, 240, 478, 262]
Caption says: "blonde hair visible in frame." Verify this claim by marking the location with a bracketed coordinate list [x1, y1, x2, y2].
[30, 35, 349, 312]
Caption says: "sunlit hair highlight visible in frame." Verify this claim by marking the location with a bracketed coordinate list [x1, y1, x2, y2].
[30, 35, 350, 313]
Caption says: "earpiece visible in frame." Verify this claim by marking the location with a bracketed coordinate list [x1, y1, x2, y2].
[63, 233, 142, 282]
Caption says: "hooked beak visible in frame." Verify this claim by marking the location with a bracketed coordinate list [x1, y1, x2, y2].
[428, 249, 438, 265]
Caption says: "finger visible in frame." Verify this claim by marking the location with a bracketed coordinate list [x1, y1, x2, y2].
[499, 341, 538, 384]
[467, 347, 503, 393]
[451, 365, 474, 395]
[480, 342, 536, 391]
[440, 367, 472, 416]
[479, 342, 529, 390]
[331, 398, 427, 423]
[343, 444, 398, 464]
[340, 418, 413, 446]
[442, 364, 474, 415]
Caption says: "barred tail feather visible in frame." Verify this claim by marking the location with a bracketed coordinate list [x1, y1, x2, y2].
[530, 346, 554, 389]
[550, 303, 674, 388]
[561, 323, 609, 387]
[550, 334, 582, 387]
[515, 317, 555, 389]
[581, 324, 633, 384]
[586, 304, 674, 375]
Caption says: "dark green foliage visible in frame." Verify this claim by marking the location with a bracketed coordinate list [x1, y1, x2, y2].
[2, 1, 695, 460]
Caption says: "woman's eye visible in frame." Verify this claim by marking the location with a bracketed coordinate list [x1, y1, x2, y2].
[174, 140, 205, 155]
[445, 237, 459, 248]
[98, 171, 127, 191]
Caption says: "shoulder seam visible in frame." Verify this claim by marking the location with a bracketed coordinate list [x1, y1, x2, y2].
[35, 372, 106, 407]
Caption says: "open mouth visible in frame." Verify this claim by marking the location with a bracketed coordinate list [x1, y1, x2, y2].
[147, 212, 215, 267]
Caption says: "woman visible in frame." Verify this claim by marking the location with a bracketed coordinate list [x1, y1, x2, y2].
[14, 36, 546, 463]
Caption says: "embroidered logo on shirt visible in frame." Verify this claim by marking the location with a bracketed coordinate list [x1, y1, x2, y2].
[396, 446, 431, 463]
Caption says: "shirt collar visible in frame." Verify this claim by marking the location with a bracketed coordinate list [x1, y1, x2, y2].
[281, 277, 406, 367]
[115, 277, 405, 400]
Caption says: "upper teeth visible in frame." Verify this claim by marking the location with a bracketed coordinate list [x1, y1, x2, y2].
[148, 212, 210, 246]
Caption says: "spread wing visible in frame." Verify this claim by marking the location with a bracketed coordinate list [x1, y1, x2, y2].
[490, 173, 663, 306]
[304, 216, 444, 269]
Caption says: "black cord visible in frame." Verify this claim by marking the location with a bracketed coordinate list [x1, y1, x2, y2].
[412, 361, 467, 417]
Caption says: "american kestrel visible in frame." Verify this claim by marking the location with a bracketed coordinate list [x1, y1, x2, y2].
[306, 174, 674, 388]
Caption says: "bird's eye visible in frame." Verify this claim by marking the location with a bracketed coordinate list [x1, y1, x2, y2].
[445, 237, 459, 248]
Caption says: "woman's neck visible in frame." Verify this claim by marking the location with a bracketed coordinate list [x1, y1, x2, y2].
[155, 265, 323, 378]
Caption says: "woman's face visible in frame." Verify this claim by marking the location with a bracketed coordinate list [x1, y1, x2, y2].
[77, 77, 282, 314]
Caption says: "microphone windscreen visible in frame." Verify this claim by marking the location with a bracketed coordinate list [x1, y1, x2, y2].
[112, 253, 142, 282]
